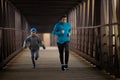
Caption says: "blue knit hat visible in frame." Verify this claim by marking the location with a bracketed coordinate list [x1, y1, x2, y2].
[30, 28, 37, 32]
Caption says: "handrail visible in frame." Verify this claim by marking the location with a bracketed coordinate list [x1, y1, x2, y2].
[77, 23, 120, 29]
[0, 27, 27, 32]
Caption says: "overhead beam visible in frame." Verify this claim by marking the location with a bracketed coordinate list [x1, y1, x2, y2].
[10, 0, 80, 3]
[8, 0, 83, 33]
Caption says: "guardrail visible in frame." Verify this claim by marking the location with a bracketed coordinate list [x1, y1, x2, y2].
[70, 23, 120, 77]
[0, 27, 28, 69]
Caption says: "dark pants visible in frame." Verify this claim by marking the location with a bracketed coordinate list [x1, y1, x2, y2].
[57, 41, 69, 65]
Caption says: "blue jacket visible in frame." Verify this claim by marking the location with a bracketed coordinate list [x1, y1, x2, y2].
[52, 21, 72, 44]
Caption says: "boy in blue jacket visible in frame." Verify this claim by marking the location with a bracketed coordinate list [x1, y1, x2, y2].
[52, 15, 72, 71]
[23, 28, 46, 69]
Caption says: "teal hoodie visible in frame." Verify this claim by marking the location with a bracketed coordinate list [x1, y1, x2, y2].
[52, 21, 72, 44]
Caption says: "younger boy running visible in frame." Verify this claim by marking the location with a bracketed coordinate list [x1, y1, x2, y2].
[23, 28, 45, 69]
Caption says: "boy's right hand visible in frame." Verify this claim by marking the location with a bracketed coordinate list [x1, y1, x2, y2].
[23, 46, 27, 49]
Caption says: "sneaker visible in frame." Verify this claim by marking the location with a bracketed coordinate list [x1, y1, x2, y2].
[61, 65, 65, 71]
[33, 62, 36, 69]
[64, 64, 68, 69]
[35, 57, 38, 60]
[33, 65, 35, 69]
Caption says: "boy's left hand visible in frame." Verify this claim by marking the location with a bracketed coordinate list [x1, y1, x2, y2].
[43, 46, 46, 49]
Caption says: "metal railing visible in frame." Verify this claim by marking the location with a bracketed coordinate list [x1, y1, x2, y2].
[0, 27, 28, 69]
[70, 23, 120, 77]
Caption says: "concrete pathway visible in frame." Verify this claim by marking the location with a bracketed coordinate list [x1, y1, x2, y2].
[0, 47, 115, 80]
